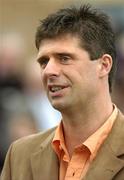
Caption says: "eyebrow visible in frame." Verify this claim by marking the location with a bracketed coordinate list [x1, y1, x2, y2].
[56, 52, 73, 57]
[37, 52, 74, 61]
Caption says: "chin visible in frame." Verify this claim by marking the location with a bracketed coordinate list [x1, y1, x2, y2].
[49, 95, 72, 111]
[51, 101, 67, 111]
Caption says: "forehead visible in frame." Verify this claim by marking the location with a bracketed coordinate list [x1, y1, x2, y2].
[37, 34, 82, 56]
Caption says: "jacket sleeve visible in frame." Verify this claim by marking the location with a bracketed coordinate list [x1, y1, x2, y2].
[0, 144, 13, 180]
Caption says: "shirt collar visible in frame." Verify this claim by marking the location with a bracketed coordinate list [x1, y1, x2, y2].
[52, 104, 118, 160]
[52, 121, 70, 160]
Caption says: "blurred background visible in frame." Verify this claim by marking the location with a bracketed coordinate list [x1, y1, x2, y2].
[0, 0, 124, 173]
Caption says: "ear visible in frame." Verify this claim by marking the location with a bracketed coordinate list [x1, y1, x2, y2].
[98, 54, 112, 78]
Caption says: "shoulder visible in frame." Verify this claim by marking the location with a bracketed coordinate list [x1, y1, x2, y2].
[10, 126, 57, 156]
[1, 127, 57, 179]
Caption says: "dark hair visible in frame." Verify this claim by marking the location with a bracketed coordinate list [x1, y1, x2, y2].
[35, 4, 117, 92]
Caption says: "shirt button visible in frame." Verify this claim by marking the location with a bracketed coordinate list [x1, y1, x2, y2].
[72, 172, 75, 176]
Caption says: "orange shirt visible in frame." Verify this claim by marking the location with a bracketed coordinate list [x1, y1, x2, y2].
[52, 106, 118, 180]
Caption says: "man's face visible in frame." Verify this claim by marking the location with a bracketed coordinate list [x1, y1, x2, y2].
[37, 34, 100, 112]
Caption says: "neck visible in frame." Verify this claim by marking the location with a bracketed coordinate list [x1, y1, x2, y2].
[61, 94, 113, 157]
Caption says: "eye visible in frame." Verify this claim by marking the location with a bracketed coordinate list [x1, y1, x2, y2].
[38, 57, 49, 69]
[59, 55, 71, 64]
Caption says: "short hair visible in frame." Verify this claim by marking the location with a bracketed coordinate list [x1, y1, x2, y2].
[35, 4, 117, 92]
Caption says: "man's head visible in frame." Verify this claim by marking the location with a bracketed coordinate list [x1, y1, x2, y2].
[35, 4, 116, 92]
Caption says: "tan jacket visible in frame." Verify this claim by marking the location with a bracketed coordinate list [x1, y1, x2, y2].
[1, 111, 124, 180]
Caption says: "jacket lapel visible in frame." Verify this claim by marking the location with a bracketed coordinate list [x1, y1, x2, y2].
[30, 131, 59, 180]
[83, 111, 124, 180]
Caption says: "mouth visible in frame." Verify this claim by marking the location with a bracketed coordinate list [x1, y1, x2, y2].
[48, 85, 69, 95]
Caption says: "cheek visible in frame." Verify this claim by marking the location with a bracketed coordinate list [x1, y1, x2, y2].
[41, 73, 47, 89]
[76, 69, 96, 90]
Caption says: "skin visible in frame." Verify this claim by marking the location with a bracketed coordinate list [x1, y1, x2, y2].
[37, 34, 113, 157]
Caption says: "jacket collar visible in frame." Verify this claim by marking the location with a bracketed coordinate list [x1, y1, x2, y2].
[84, 111, 124, 180]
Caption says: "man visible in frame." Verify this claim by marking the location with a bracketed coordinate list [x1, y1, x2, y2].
[1, 4, 124, 180]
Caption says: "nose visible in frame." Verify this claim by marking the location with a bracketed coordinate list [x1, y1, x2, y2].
[42, 59, 61, 78]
